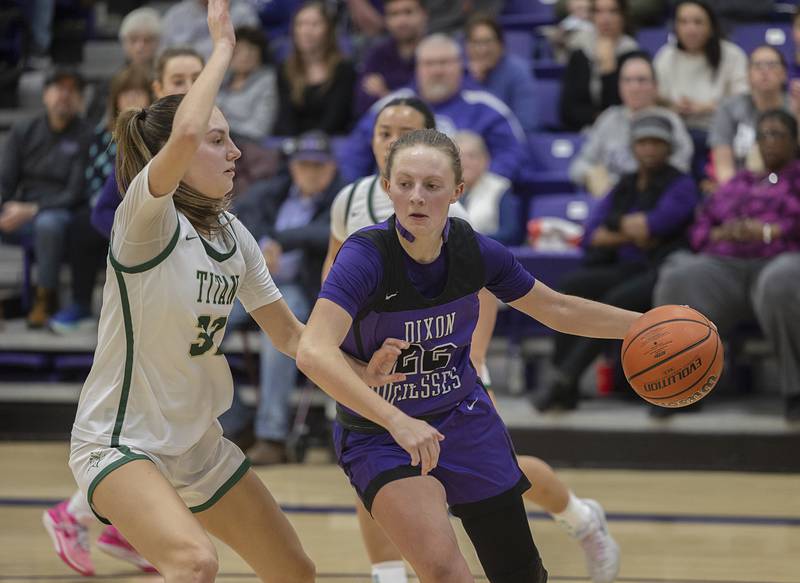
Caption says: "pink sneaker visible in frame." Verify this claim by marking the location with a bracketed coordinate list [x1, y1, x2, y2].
[97, 525, 158, 573]
[42, 501, 94, 576]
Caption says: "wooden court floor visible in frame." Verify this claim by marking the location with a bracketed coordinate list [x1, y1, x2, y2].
[0, 442, 798, 583]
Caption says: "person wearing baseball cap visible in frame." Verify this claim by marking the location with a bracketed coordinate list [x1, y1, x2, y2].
[232, 131, 345, 464]
[535, 106, 700, 413]
[0, 64, 88, 327]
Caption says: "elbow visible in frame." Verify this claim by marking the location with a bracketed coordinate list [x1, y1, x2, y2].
[295, 335, 319, 378]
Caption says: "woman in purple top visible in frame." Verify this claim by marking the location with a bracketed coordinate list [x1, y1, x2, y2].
[655, 109, 800, 420]
[535, 109, 700, 414]
[297, 129, 642, 583]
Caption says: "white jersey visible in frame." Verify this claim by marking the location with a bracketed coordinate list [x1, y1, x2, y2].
[330, 174, 471, 241]
[72, 162, 281, 456]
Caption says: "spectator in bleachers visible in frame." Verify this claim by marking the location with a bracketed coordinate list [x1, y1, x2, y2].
[217, 26, 277, 140]
[709, 46, 791, 187]
[654, 109, 800, 421]
[27, 0, 55, 68]
[49, 66, 154, 334]
[534, 109, 699, 411]
[0, 68, 88, 328]
[354, 0, 427, 117]
[654, 0, 748, 133]
[464, 13, 539, 134]
[339, 34, 527, 182]
[85, 7, 162, 125]
[346, 0, 502, 35]
[119, 7, 162, 69]
[274, 1, 357, 136]
[560, 0, 640, 131]
[160, 0, 260, 59]
[544, 0, 593, 64]
[556, 0, 669, 29]
[570, 52, 693, 196]
[232, 132, 344, 464]
[455, 130, 525, 245]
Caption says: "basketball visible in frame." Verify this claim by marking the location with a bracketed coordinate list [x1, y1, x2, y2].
[622, 305, 723, 408]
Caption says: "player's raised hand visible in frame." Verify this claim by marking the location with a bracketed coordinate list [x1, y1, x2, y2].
[386, 413, 444, 475]
[364, 338, 409, 387]
[207, 0, 235, 49]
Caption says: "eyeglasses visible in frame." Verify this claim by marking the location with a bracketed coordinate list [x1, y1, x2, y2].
[750, 61, 784, 71]
[756, 129, 791, 141]
[620, 75, 653, 84]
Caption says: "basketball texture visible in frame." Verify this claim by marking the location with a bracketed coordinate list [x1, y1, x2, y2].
[622, 305, 723, 408]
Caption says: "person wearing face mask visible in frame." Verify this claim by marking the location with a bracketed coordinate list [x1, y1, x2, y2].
[709, 46, 793, 187]
[655, 109, 800, 421]
[569, 52, 693, 197]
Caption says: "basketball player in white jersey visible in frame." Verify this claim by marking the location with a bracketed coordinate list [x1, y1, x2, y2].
[323, 99, 621, 583]
[65, 3, 403, 580]
[42, 46, 207, 577]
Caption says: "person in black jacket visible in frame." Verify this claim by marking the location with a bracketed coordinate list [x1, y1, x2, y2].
[273, 1, 356, 136]
[233, 131, 345, 464]
[559, 0, 640, 131]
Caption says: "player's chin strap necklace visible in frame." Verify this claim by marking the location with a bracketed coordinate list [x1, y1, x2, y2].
[395, 217, 452, 243]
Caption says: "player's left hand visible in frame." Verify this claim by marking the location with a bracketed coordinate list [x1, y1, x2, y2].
[364, 338, 409, 387]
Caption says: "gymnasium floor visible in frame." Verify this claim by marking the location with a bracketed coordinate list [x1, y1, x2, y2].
[1, 442, 798, 583]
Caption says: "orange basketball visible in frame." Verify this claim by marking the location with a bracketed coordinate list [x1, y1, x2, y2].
[621, 305, 723, 408]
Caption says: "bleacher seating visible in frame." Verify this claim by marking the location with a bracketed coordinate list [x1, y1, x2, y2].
[731, 22, 794, 61]
[531, 78, 562, 131]
[520, 131, 583, 194]
[636, 26, 671, 57]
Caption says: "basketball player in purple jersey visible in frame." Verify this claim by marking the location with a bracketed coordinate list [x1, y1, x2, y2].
[298, 129, 642, 582]
[328, 97, 623, 583]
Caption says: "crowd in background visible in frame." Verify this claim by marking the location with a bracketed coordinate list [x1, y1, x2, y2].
[1, 0, 799, 462]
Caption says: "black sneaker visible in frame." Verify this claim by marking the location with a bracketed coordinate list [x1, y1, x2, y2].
[531, 379, 579, 412]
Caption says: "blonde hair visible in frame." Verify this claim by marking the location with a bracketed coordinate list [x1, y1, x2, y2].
[384, 129, 463, 184]
[114, 94, 231, 237]
[118, 7, 162, 41]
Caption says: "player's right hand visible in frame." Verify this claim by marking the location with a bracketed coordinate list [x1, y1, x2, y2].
[386, 414, 445, 476]
[207, 0, 235, 49]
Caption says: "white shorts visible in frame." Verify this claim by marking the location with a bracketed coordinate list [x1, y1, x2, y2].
[69, 425, 250, 524]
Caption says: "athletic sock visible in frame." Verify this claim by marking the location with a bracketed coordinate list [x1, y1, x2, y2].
[550, 492, 592, 538]
[371, 560, 408, 583]
[66, 490, 95, 527]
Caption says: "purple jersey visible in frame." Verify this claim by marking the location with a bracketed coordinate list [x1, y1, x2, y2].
[320, 217, 535, 418]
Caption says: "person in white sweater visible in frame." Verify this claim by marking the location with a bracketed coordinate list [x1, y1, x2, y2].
[654, 0, 748, 132]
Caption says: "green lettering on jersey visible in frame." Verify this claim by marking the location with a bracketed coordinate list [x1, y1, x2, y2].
[189, 315, 227, 356]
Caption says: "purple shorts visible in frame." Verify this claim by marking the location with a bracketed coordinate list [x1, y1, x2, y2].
[333, 384, 530, 513]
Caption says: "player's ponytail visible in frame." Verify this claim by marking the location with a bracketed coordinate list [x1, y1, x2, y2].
[113, 94, 231, 237]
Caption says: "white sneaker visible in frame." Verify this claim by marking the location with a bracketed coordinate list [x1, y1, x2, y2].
[575, 499, 620, 583]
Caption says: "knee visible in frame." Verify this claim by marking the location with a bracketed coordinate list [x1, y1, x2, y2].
[161, 542, 219, 583]
[753, 265, 796, 316]
[33, 211, 69, 239]
[418, 557, 469, 583]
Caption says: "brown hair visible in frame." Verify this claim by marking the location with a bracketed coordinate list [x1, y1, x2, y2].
[114, 94, 231, 237]
[465, 13, 505, 46]
[154, 46, 204, 84]
[107, 65, 154, 132]
[384, 129, 463, 184]
[284, 2, 342, 105]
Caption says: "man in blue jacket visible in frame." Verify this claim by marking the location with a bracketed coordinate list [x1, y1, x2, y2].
[338, 33, 528, 183]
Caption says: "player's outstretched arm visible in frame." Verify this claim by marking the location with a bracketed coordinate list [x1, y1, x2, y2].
[509, 280, 641, 340]
[148, 0, 235, 197]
